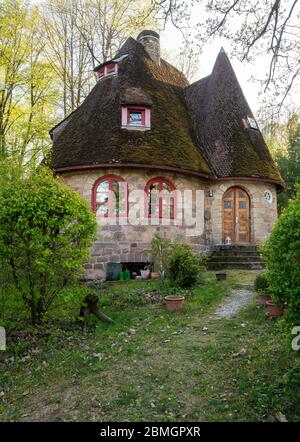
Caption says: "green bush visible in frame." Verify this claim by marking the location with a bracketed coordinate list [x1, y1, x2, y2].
[254, 273, 269, 293]
[262, 186, 300, 311]
[168, 243, 201, 288]
[0, 168, 96, 324]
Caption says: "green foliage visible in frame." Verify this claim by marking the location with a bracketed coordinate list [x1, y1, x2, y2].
[0, 168, 96, 324]
[284, 359, 300, 388]
[148, 234, 173, 274]
[262, 187, 300, 311]
[254, 273, 269, 293]
[267, 115, 300, 212]
[168, 243, 202, 288]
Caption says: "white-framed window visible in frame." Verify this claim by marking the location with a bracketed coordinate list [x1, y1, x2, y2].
[121, 106, 151, 130]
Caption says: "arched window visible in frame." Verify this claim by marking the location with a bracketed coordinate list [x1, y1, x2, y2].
[145, 177, 175, 219]
[92, 175, 127, 217]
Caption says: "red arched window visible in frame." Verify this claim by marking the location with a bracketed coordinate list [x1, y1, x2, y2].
[92, 175, 128, 217]
[145, 177, 175, 219]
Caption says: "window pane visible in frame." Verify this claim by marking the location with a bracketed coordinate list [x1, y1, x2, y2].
[129, 111, 142, 125]
[111, 180, 118, 191]
[239, 201, 247, 209]
[224, 201, 232, 208]
[96, 203, 108, 216]
[150, 204, 159, 215]
[96, 192, 109, 203]
[239, 191, 244, 198]
[226, 191, 232, 198]
[162, 182, 171, 191]
[97, 180, 109, 191]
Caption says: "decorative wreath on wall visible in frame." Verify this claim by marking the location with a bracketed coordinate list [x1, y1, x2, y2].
[264, 190, 273, 204]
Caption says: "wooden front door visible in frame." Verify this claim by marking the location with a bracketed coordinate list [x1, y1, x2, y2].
[222, 187, 250, 243]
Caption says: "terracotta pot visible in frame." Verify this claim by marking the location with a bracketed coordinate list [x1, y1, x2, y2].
[257, 294, 272, 305]
[266, 300, 284, 317]
[164, 295, 185, 312]
[151, 272, 160, 280]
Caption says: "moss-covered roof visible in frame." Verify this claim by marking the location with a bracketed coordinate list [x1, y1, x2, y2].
[185, 50, 283, 184]
[51, 37, 211, 176]
[51, 37, 283, 187]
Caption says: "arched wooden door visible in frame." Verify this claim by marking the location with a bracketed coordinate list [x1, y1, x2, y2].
[222, 187, 250, 243]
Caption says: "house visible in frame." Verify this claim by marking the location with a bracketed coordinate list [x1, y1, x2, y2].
[50, 30, 283, 280]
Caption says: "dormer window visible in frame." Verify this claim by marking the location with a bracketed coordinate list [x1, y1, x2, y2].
[95, 62, 118, 80]
[97, 67, 105, 79]
[106, 63, 117, 75]
[122, 106, 151, 130]
[247, 116, 259, 130]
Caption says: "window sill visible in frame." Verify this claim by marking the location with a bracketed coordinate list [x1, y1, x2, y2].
[97, 72, 117, 81]
[122, 125, 151, 131]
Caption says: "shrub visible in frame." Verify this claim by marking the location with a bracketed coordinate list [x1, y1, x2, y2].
[262, 186, 300, 311]
[254, 273, 269, 293]
[168, 243, 201, 288]
[0, 169, 96, 324]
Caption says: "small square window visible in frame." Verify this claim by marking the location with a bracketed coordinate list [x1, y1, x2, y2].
[107, 63, 116, 74]
[98, 67, 105, 78]
[122, 106, 150, 130]
[248, 116, 258, 130]
[127, 109, 145, 126]
[129, 111, 142, 125]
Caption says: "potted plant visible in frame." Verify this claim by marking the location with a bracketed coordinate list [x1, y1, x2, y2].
[145, 234, 172, 280]
[253, 274, 271, 304]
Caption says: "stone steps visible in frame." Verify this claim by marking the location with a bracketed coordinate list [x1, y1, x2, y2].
[209, 262, 264, 270]
[207, 244, 264, 270]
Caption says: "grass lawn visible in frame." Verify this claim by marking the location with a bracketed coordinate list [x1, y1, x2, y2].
[0, 270, 299, 422]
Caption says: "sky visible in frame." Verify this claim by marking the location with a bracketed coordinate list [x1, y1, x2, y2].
[159, 5, 300, 116]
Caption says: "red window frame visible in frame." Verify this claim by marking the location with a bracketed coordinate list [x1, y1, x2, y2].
[97, 67, 105, 78]
[106, 63, 116, 74]
[127, 107, 146, 126]
[92, 175, 128, 218]
[145, 177, 176, 220]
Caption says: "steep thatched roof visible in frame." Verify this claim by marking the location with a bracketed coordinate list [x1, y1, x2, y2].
[51, 37, 283, 188]
[51, 37, 212, 177]
[185, 49, 282, 183]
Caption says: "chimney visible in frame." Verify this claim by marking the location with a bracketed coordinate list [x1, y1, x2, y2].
[137, 30, 160, 65]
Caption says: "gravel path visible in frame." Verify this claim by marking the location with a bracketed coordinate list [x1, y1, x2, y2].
[214, 288, 256, 319]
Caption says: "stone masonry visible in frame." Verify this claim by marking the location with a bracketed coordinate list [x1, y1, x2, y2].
[60, 168, 278, 280]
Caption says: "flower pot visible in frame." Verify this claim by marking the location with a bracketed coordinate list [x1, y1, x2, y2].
[151, 272, 160, 280]
[266, 300, 284, 317]
[216, 273, 227, 281]
[257, 294, 272, 305]
[164, 295, 185, 312]
[140, 269, 150, 280]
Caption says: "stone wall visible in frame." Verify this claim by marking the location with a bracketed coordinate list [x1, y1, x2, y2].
[61, 168, 210, 280]
[60, 168, 278, 279]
